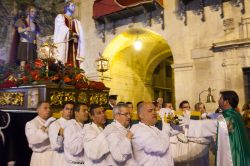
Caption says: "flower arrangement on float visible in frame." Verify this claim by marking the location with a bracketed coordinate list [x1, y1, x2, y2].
[0, 58, 107, 90]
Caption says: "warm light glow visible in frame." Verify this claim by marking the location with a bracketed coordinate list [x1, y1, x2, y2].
[134, 39, 142, 51]
[102, 28, 170, 59]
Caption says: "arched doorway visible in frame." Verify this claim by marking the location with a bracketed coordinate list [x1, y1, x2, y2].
[152, 56, 175, 105]
[102, 28, 174, 105]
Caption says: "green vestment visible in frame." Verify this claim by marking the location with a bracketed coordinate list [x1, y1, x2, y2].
[222, 108, 250, 166]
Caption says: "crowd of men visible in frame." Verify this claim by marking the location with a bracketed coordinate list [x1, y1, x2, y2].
[1, 90, 249, 166]
[25, 100, 173, 166]
[22, 90, 250, 166]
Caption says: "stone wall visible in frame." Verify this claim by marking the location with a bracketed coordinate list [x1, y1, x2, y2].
[165, 0, 250, 110]
[79, 0, 250, 111]
[1, 0, 250, 110]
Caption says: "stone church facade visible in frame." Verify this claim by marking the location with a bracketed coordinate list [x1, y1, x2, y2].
[77, 0, 250, 110]
[1, 0, 250, 111]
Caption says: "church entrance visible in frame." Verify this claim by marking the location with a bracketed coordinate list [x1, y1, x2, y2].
[152, 56, 175, 105]
[102, 28, 174, 105]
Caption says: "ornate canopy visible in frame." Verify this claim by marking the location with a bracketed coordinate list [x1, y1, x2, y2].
[93, 0, 163, 20]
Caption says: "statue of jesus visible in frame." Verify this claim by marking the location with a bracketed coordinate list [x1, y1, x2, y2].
[53, 0, 84, 68]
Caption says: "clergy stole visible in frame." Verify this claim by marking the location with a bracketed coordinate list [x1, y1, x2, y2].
[216, 108, 250, 166]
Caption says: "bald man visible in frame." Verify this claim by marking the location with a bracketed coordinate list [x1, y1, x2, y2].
[130, 102, 173, 166]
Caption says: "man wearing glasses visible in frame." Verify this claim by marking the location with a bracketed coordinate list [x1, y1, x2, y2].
[103, 103, 135, 165]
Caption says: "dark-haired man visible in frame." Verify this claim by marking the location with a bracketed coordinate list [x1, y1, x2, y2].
[179, 100, 191, 117]
[83, 104, 110, 165]
[181, 90, 250, 166]
[107, 95, 117, 110]
[64, 103, 89, 165]
[25, 101, 55, 166]
[105, 95, 118, 124]
[49, 101, 74, 166]
[127, 102, 139, 125]
[164, 102, 174, 110]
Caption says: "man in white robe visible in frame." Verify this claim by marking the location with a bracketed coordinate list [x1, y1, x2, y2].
[103, 103, 135, 166]
[53, 1, 84, 67]
[25, 101, 56, 166]
[83, 104, 110, 166]
[49, 102, 74, 166]
[130, 102, 173, 166]
[64, 103, 89, 166]
[158, 106, 212, 166]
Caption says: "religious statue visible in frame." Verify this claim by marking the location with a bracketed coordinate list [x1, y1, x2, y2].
[53, 0, 84, 68]
[15, 5, 40, 68]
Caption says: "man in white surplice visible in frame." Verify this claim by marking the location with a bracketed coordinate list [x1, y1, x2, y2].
[83, 104, 110, 166]
[103, 103, 135, 166]
[130, 102, 173, 166]
[53, 0, 84, 67]
[49, 102, 74, 166]
[64, 104, 89, 166]
[25, 101, 56, 166]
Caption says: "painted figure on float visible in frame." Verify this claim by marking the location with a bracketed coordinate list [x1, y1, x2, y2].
[53, 0, 84, 68]
[15, 5, 40, 68]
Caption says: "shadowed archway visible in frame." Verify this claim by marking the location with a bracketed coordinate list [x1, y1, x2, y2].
[102, 28, 174, 104]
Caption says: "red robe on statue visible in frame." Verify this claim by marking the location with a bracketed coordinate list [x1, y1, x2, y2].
[64, 16, 79, 68]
